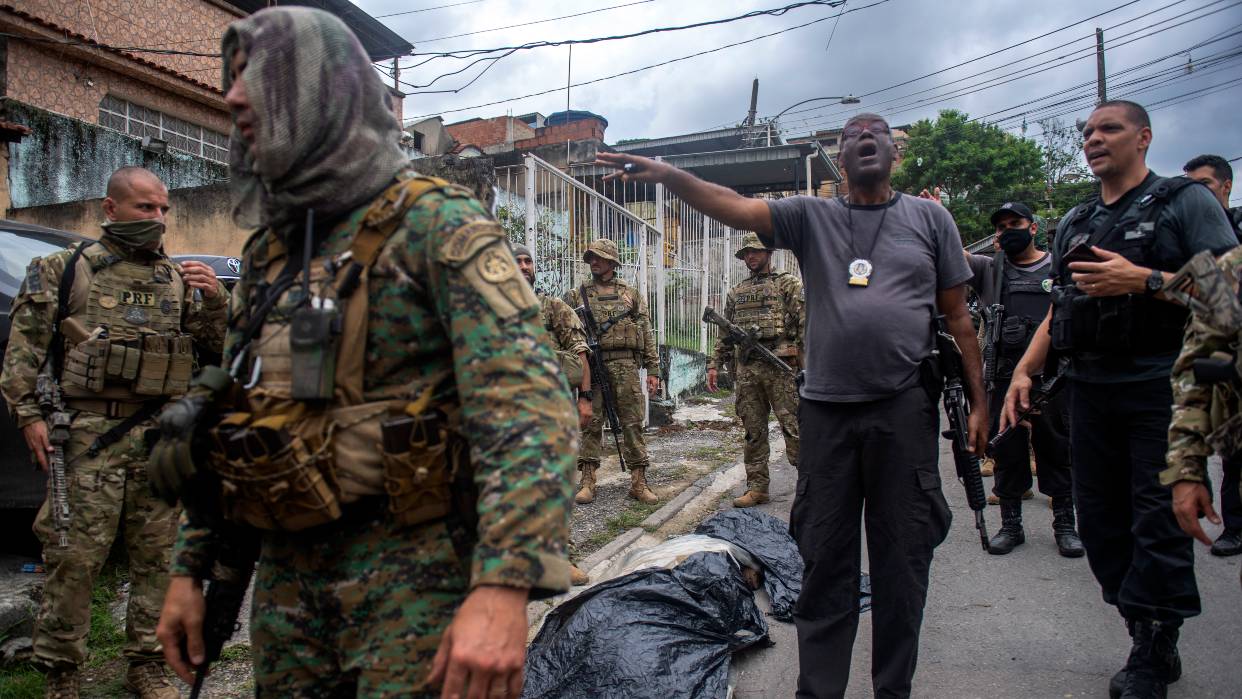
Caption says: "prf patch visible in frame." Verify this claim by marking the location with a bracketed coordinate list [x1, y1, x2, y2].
[120, 290, 157, 306]
[478, 247, 516, 283]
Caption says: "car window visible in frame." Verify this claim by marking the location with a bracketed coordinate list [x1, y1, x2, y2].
[0, 234, 73, 298]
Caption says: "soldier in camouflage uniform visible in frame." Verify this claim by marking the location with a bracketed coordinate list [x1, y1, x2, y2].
[513, 243, 592, 586]
[706, 233, 802, 507]
[152, 9, 574, 698]
[1180, 154, 1242, 556]
[0, 166, 227, 699]
[1165, 244, 1242, 577]
[564, 239, 662, 505]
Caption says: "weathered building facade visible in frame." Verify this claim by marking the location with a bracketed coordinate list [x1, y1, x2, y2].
[0, 0, 410, 254]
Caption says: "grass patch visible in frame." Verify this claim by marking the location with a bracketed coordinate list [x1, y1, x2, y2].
[581, 500, 664, 551]
[218, 643, 251, 664]
[0, 565, 131, 699]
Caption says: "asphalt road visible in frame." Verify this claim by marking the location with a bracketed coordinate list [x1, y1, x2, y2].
[726, 425, 1241, 698]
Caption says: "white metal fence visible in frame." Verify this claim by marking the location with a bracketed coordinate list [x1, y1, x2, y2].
[495, 154, 800, 366]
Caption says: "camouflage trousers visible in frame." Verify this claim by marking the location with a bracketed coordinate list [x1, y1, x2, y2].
[735, 360, 800, 493]
[578, 357, 649, 471]
[31, 412, 178, 669]
[250, 509, 470, 697]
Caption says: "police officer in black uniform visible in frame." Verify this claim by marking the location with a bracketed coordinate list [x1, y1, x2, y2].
[1002, 101, 1236, 699]
[966, 202, 1081, 557]
[1182, 153, 1242, 557]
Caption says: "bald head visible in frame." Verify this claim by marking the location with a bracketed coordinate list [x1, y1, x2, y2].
[103, 166, 169, 223]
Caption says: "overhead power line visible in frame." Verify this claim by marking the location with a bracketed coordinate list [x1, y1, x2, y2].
[375, 0, 485, 19]
[0, 30, 220, 56]
[411, 0, 656, 45]
[404, 0, 890, 119]
[397, 0, 849, 91]
[783, 0, 1240, 134]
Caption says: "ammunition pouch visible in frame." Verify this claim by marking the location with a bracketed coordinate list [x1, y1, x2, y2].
[600, 318, 643, 351]
[206, 400, 461, 532]
[61, 330, 195, 398]
[1050, 287, 1185, 356]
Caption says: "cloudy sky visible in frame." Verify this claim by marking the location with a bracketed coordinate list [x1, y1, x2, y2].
[355, 0, 1242, 204]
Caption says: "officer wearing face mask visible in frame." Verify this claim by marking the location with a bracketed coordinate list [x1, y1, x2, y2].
[964, 202, 1083, 557]
[0, 166, 225, 697]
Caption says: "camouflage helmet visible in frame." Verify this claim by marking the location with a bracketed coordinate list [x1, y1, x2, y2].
[734, 232, 774, 260]
[583, 238, 621, 266]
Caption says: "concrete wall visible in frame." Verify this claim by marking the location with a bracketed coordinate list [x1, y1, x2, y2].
[662, 345, 708, 403]
[9, 182, 249, 257]
[5, 101, 228, 209]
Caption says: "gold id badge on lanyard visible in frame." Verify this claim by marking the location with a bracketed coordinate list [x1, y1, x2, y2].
[848, 259, 873, 287]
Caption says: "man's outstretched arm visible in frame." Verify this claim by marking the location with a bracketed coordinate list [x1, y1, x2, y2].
[595, 152, 773, 236]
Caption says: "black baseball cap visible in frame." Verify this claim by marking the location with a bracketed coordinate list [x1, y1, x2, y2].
[989, 201, 1034, 227]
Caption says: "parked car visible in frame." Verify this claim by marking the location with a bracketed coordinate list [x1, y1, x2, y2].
[0, 225, 240, 552]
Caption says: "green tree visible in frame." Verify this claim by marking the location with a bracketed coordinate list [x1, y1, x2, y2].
[892, 109, 1043, 245]
[1032, 117, 1098, 234]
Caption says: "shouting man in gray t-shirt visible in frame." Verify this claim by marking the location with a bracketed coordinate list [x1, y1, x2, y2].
[596, 112, 985, 699]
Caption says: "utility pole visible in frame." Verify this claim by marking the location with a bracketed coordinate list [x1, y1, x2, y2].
[745, 78, 759, 126]
[1095, 28, 1107, 104]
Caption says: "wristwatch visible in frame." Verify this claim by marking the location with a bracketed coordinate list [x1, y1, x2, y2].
[577, 390, 594, 401]
[1144, 268, 1164, 296]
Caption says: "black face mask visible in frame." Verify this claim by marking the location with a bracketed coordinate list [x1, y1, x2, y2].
[998, 227, 1032, 257]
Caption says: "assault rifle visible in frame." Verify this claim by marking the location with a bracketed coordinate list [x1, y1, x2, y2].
[188, 524, 260, 699]
[987, 359, 1069, 455]
[933, 318, 990, 552]
[574, 286, 627, 471]
[702, 307, 795, 376]
[981, 256, 1005, 401]
[35, 373, 71, 548]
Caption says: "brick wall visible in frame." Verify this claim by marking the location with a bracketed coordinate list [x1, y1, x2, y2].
[515, 118, 606, 149]
[445, 117, 535, 149]
[8, 0, 240, 91]
[6, 41, 231, 132]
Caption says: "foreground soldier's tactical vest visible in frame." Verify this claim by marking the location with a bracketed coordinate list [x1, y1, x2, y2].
[59, 243, 194, 403]
[995, 259, 1052, 378]
[731, 272, 797, 358]
[573, 281, 644, 352]
[1051, 175, 1199, 356]
[208, 174, 469, 532]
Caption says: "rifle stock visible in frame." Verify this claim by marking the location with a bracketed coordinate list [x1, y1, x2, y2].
[702, 307, 794, 376]
[574, 286, 628, 471]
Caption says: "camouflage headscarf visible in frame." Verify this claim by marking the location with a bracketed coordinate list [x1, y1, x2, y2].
[221, 7, 409, 231]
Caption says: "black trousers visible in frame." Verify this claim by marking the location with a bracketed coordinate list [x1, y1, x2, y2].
[1069, 378, 1200, 624]
[1221, 456, 1242, 532]
[987, 376, 1073, 501]
[790, 386, 951, 699]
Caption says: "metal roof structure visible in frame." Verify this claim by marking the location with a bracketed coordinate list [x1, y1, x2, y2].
[579, 141, 840, 196]
[228, 0, 413, 61]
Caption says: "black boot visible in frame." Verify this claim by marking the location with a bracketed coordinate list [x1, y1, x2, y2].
[1210, 528, 1242, 556]
[1051, 496, 1085, 558]
[987, 499, 1025, 555]
[1109, 619, 1182, 699]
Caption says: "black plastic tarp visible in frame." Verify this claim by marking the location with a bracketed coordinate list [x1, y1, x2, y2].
[521, 551, 768, 699]
[693, 508, 871, 619]
[694, 509, 804, 621]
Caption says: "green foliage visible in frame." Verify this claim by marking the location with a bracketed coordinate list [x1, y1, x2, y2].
[893, 110, 1044, 244]
[0, 566, 130, 698]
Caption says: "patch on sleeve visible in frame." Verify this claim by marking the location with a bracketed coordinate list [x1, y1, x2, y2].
[439, 220, 505, 267]
[460, 239, 538, 319]
[25, 261, 43, 293]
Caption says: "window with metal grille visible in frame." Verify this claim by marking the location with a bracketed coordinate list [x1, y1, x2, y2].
[98, 95, 229, 164]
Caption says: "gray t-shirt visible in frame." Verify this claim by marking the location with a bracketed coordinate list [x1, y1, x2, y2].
[765, 193, 972, 402]
[1051, 177, 1237, 384]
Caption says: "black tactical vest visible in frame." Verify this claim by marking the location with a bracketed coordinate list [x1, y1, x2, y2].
[995, 256, 1053, 376]
[1050, 175, 1200, 356]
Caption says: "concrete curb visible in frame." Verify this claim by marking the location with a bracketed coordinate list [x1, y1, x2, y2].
[578, 526, 645, 573]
